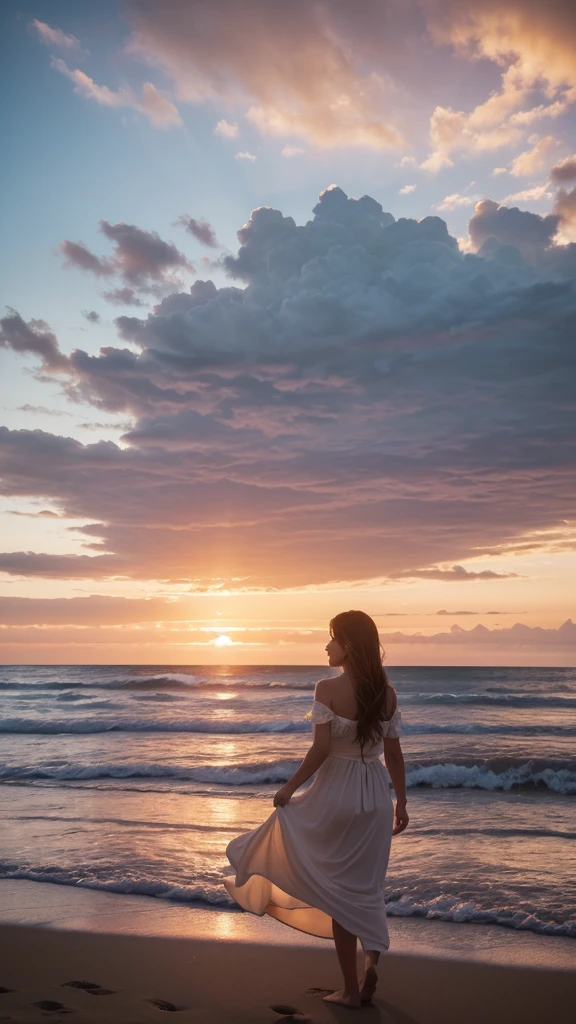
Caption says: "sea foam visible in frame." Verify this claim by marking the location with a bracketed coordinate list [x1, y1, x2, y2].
[1, 757, 574, 793]
[0, 862, 573, 938]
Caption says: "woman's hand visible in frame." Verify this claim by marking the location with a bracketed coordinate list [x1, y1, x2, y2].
[273, 785, 294, 807]
[393, 802, 409, 835]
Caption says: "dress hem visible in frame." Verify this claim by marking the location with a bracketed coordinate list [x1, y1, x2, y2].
[223, 865, 390, 954]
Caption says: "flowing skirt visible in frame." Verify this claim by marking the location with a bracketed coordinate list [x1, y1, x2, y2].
[223, 754, 394, 952]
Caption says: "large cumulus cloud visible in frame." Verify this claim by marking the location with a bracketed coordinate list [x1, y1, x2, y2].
[1, 185, 576, 589]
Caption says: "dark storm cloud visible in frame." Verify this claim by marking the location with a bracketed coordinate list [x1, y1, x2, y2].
[2, 186, 576, 588]
[175, 215, 219, 248]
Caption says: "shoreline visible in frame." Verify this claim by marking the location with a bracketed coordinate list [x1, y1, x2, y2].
[1, 878, 575, 961]
[1, 881, 575, 1024]
[1, 871, 574, 940]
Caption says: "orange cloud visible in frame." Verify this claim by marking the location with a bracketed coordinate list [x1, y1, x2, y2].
[127, 0, 403, 150]
[420, 1, 576, 170]
[509, 136, 559, 178]
[424, 0, 576, 94]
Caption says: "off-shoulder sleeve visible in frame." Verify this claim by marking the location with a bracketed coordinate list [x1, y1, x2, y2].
[385, 708, 403, 738]
[310, 700, 335, 725]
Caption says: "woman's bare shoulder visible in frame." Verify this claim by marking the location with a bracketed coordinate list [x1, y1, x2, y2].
[314, 676, 336, 696]
[315, 675, 346, 708]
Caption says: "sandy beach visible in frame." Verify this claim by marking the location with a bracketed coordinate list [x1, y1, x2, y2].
[1, 880, 574, 1024]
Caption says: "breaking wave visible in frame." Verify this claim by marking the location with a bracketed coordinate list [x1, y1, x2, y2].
[0, 864, 573, 937]
[0, 716, 309, 735]
[1, 756, 574, 793]
[0, 716, 573, 737]
[417, 693, 576, 708]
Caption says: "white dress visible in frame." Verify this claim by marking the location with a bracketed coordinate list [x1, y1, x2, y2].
[223, 700, 402, 952]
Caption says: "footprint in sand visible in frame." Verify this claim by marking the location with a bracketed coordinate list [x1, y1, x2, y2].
[33, 1001, 72, 1014]
[147, 999, 181, 1012]
[272, 1017, 313, 1024]
[62, 981, 114, 996]
[270, 1007, 313, 1023]
[61, 982, 99, 991]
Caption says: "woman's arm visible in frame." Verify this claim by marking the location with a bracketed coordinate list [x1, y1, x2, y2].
[383, 737, 409, 835]
[273, 721, 331, 806]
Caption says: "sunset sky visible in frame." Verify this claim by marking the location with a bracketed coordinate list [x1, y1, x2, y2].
[1, 0, 576, 665]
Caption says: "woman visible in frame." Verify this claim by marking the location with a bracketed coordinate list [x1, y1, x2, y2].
[223, 610, 409, 1009]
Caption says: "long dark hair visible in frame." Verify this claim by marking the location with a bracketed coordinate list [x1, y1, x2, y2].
[329, 610, 393, 753]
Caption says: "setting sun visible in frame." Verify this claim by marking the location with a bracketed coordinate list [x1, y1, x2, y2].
[212, 635, 234, 648]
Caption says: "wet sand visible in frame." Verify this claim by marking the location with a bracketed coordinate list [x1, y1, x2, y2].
[0, 880, 574, 1024]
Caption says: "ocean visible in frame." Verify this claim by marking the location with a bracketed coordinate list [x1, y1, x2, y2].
[1, 664, 575, 939]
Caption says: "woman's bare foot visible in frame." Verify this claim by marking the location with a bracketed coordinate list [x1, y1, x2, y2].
[323, 989, 362, 1008]
[359, 964, 378, 1005]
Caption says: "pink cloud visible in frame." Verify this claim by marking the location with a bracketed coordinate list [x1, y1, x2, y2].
[509, 136, 559, 178]
[0, 310, 68, 371]
[57, 220, 193, 302]
[59, 240, 113, 277]
[30, 19, 80, 50]
[393, 566, 521, 582]
[126, 0, 403, 149]
[175, 215, 219, 248]
[51, 58, 181, 129]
